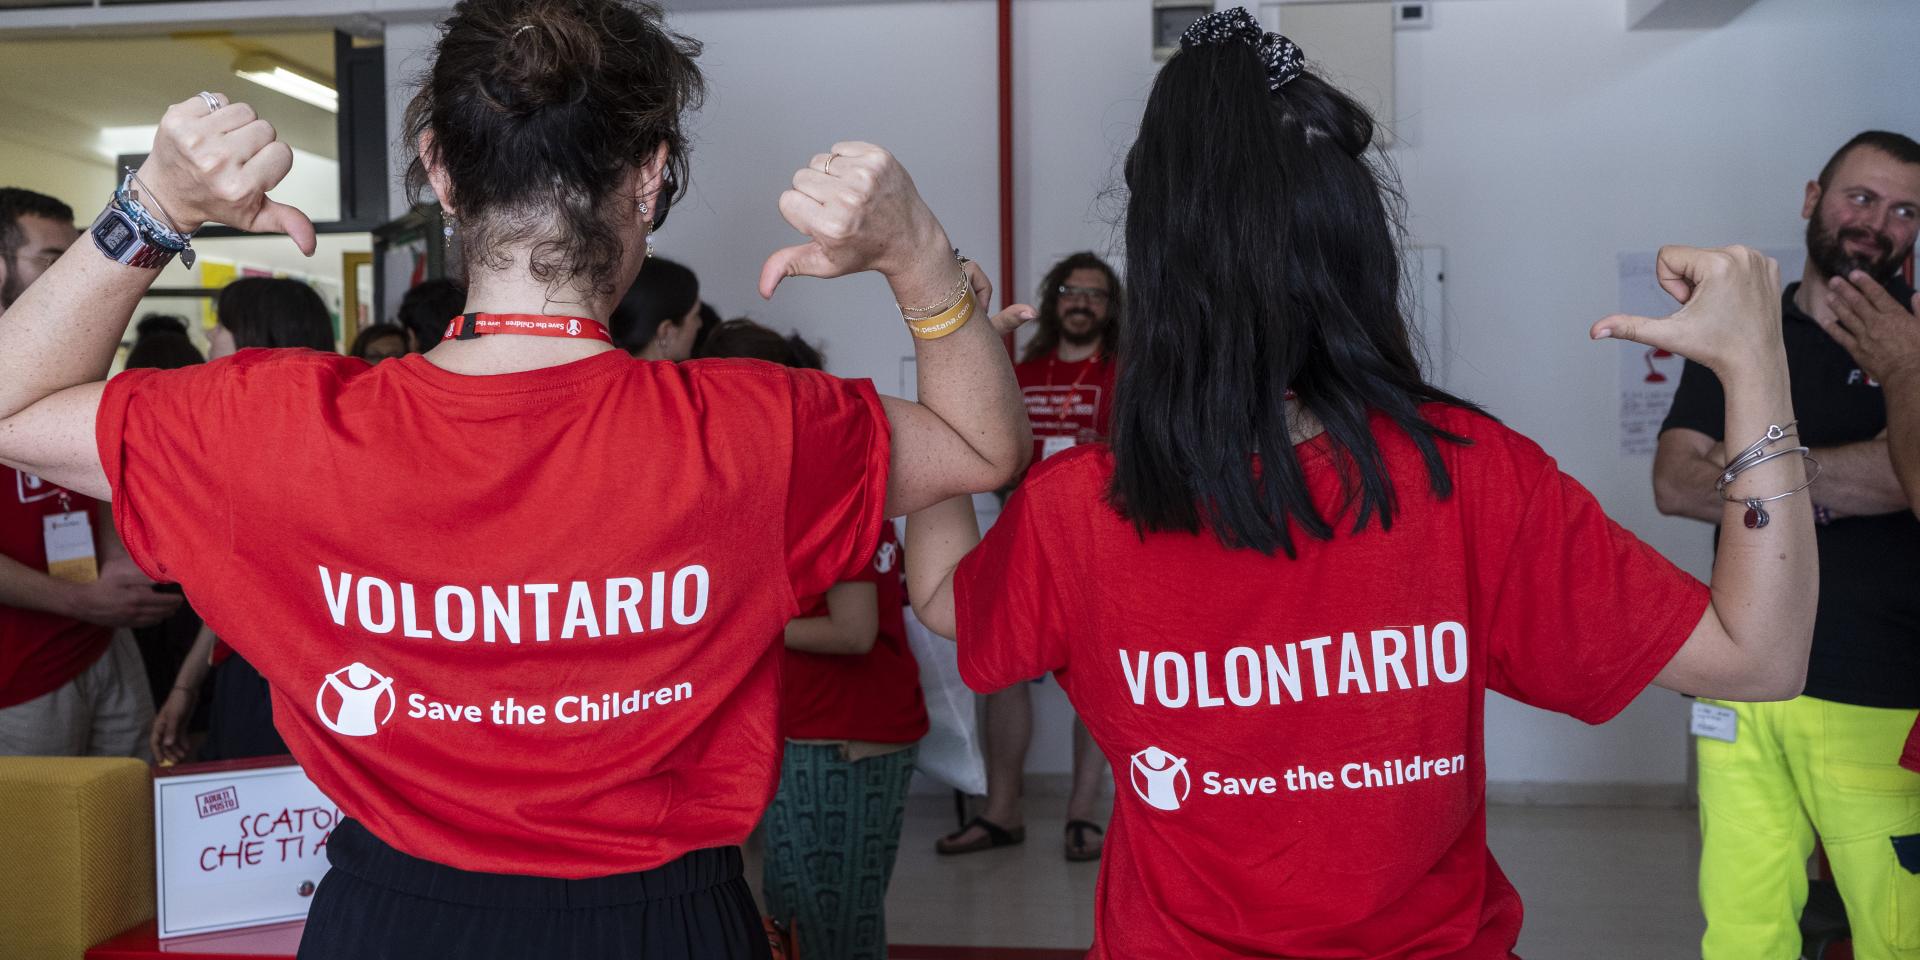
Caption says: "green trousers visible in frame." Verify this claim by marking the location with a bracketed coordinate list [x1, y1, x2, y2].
[763, 742, 917, 960]
[1697, 695, 1920, 959]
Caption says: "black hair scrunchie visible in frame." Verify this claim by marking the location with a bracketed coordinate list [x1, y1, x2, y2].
[1179, 6, 1305, 92]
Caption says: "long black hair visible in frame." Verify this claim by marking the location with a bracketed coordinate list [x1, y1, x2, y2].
[1108, 42, 1478, 558]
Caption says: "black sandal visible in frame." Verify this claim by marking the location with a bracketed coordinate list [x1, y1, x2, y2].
[1064, 819, 1104, 861]
[935, 816, 1026, 855]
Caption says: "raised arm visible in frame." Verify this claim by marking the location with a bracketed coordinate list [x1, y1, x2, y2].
[904, 307, 1032, 637]
[0, 94, 313, 498]
[759, 143, 1031, 517]
[1598, 245, 1816, 701]
[904, 495, 982, 640]
[783, 581, 882, 655]
[1652, 427, 1729, 523]
[1815, 273, 1920, 520]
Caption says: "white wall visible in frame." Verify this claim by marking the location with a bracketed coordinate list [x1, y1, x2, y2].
[372, 0, 1920, 793]
[1391, 0, 1920, 792]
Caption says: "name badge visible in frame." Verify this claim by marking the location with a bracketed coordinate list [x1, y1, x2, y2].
[1041, 436, 1077, 460]
[44, 510, 99, 583]
[1690, 701, 1737, 743]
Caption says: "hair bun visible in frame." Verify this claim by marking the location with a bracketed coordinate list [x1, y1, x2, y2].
[485, 11, 600, 113]
[135, 313, 189, 336]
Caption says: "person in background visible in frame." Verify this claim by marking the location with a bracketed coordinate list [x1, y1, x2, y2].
[350, 322, 412, 362]
[121, 314, 207, 715]
[610, 256, 702, 360]
[694, 301, 722, 356]
[396, 277, 468, 353]
[705, 317, 927, 959]
[905, 10, 1818, 958]
[0, 187, 178, 758]
[1654, 130, 1920, 960]
[124, 313, 206, 371]
[938, 251, 1118, 861]
[152, 277, 334, 764]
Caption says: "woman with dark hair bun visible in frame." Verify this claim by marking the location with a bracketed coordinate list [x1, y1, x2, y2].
[907, 9, 1816, 958]
[206, 276, 335, 356]
[0, 0, 1028, 955]
[124, 313, 204, 371]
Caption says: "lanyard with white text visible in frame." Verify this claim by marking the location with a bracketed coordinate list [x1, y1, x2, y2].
[442, 313, 613, 343]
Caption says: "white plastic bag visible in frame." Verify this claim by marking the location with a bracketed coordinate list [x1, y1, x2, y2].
[904, 607, 987, 795]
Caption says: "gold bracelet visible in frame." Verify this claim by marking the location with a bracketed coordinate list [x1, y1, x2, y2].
[906, 286, 976, 340]
[899, 269, 970, 318]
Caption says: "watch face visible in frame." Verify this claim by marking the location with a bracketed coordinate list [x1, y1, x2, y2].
[94, 211, 137, 259]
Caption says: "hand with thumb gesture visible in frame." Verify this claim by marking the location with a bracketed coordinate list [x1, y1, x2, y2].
[135, 94, 317, 256]
[1591, 245, 1783, 375]
[759, 142, 953, 306]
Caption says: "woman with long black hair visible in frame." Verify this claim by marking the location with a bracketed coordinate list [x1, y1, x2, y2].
[0, 0, 1027, 955]
[907, 9, 1816, 958]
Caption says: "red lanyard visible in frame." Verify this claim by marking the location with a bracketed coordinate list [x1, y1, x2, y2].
[1047, 356, 1096, 428]
[441, 313, 613, 343]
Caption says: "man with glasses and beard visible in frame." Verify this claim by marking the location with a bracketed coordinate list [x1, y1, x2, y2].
[937, 252, 1118, 862]
[1655, 132, 1920, 960]
[0, 187, 178, 757]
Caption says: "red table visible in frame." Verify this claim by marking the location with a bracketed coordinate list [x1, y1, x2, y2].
[88, 920, 303, 959]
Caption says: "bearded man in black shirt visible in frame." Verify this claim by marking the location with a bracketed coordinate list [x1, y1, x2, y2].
[1655, 131, 1920, 960]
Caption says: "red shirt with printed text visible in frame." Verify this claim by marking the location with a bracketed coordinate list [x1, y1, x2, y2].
[98, 348, 888, 877]
[954, 405, 1708, 959]
[1014, 354, 1115, 470]
[0, 468, 112, 708]
[781, 522, 927, 743]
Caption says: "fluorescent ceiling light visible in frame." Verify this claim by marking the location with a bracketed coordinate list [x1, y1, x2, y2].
[233, 54, 338, 113]
[98, 125, 159, 160]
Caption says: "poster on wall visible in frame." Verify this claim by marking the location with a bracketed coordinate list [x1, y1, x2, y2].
[1616, 249, 1798, 455]
[153, 761, 339, 938]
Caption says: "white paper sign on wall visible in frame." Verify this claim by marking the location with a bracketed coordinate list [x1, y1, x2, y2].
[154, 762, 341, 938]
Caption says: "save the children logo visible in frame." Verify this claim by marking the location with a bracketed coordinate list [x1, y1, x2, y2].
[1130, 746, 1191, 812]
[874, 541, 898, 574]
[567, 318, 581, 337]
[315, 662, 397, 736]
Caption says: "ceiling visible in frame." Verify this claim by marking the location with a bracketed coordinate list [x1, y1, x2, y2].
[0, 30, 344, 168]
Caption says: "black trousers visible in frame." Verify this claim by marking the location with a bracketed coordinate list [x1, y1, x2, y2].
[298, 819, 772, 960]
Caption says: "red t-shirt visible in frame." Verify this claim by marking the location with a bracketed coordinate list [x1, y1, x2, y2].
[1014, 353, 1115, 468]
[954, 404, 1708, 959]
[0, 468, 112, 708]
[781, 522, 928, 743]
[98, 348, 889, 878]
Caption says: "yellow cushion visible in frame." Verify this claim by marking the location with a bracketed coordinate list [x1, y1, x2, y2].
[0, 757, 153, 960]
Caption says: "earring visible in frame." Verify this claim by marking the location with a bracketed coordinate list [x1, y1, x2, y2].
[442, 213, 456, 239]
[646, 238, 656, 260]
[638, 200, 650, 219]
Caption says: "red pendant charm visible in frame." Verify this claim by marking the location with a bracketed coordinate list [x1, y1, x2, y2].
[1743, 503, 1769, 529]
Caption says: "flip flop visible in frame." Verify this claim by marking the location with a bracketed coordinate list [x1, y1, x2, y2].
[1064, 819, 1104, 862]
[936, 816, 1026, 855]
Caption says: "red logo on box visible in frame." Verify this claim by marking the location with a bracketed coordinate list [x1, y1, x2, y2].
[195, 787, 239, 818]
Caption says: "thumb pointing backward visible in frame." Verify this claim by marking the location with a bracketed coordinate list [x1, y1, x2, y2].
[254, 199, 317, 257]
[758, 242, 830, 300]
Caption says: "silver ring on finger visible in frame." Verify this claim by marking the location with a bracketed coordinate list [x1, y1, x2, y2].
[198, 91, 222, 113]
[823, 153, 839, 176]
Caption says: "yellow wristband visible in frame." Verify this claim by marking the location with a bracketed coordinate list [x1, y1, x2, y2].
[906, 287, 976, 340]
